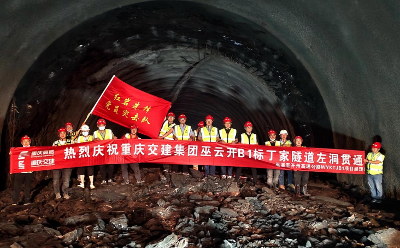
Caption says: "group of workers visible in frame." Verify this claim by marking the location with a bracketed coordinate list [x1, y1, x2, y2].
[12, 112, 385, 205]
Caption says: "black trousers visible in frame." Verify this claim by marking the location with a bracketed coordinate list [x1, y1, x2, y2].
[77, 166, 94, 176]
[236, 167, 257, 183]
[100, 164, 114, 180]
[13, 173, 33, 203]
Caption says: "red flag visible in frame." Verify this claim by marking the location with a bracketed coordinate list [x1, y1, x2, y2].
[91, 75, 171, 138]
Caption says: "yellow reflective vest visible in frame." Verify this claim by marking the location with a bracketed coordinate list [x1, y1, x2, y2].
[367, 152, 385, 175]
[276, 140, 292, 147]
[265, 140, 278, 146]
[201, 127, 218, 142]
[76, 135, 94, 143]
[174, 125, 192, 141]
[159, 120, 175, 140]
[94, 129, 113, 140]
[219, 128, 237, 143]
[241, 133, 257, 145]
[53, 139, 72, 146]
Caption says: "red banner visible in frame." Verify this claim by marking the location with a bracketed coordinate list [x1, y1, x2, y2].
[10, 139, 365, 174]
[91, 76, 171, 138]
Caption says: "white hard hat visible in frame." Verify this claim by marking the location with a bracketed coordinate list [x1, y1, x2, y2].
[80, 125, 90, 131]
[279, 130, 288, 135]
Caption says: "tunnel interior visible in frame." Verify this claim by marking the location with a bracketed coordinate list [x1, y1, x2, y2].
[2, 1, 333, 186]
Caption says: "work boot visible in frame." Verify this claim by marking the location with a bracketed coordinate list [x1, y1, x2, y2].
[78, 175, 85, 188]
[302, 184, 310, 196]
[295, 184, 301, 197]
[55, 193, 62, 199]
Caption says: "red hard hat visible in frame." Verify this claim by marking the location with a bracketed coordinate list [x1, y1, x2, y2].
[167, 112, 175, 118]
[372, 142, 381, 148]
[223, 117, 232, 123]
[268, 130, 276, 135]
[205, 115, 214, 121]
[20, 135, 31, 142]
[130, 124, 138, 129]
[294, 136, 303, 141]
[65, 122, 74, 128]
[244, 121, 253, 127]
[198, 121, 204, 127]
[97, 119, 106, 126]
[178, 114, 187, 119]
[58, 127, 67, 133]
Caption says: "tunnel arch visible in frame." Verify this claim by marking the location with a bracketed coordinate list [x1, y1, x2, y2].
[1, 0, 399, 198]
[3, 1, 333, 187]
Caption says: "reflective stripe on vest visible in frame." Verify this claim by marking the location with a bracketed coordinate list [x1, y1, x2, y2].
[174, 125, 192, 141]
[77, 135, 93, 143]
[241, 133, 257, 145]
[124, 133, 140, 139]
[276, 140, 292, 147]
[265, 140, 278, 146]
[367, 152, 384, 175]
[95, 129, 113, 140]
[159, 120, 175, 140]
[219, 128, 237, 143]
[201, 127, 217, 142]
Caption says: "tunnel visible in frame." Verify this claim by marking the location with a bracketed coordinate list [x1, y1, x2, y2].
[1, 1, 399, 197]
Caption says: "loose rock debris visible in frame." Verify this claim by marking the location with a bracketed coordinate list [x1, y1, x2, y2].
[0, 170, 399, 248]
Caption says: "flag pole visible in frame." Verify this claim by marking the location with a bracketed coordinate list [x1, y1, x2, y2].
[73, 75, 115, 141]
[89, 75, 116, 114]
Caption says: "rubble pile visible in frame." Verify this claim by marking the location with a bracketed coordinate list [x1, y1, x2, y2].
[0, 169, 399, 248]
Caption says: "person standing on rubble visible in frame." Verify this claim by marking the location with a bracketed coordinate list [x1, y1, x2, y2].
[277, 130, 294, 191]
[293, 136, 309, 197]
[265, 129, 279, 188]
[219, 117, 238, 179]
[121, 124, 144, 185]
[52, 127, 73, 199]
[364, 142, 385, 203]
[158, 112, 176, 173]
[236, 121, 258, 184]
[93, 118, 117, 185]
[198, 115, 220, 177]
[173, 114, 194, 175]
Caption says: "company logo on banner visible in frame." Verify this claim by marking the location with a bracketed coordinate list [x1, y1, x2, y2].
[91, 76, 171, 138]
[10, 139, 365, 174]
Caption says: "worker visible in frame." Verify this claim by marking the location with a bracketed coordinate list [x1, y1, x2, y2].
[193, 121, 204, 171]
[219, 117, 238, 179]
[293, 136, 309, 197]
[364, 142, 385, 203]
[11, 135, 34, 205]
[173, 114, 194, 175]
[236, 121, 258, 184]
[65, 122, 76, 140]
[76, 125, 95, 189]
[121, 124, 144, 185]
[194, 121, 204, 141]
[277, 130, 294, 190]
[52, 127, 73, 199]
[198, 115, 220, 177]
[265, 129, 279, 188]
[158, 112, 176, 173]
[93, 118, 117, 184]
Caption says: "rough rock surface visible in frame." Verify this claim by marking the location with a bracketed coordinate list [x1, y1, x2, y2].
[0, 170, 399, 247]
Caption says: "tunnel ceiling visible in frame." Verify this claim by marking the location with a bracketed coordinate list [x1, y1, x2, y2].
[11, 1, 332, 148]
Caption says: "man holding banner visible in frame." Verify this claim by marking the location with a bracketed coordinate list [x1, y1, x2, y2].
[52, 127, 73, 199]
[93, 119, 117, 184]
[159, 112, 176, 173]
[173, 114, 194, 175]
[198, 115, 220, 177]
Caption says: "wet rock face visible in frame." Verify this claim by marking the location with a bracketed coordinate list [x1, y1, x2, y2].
[1, 170, 399, 247]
